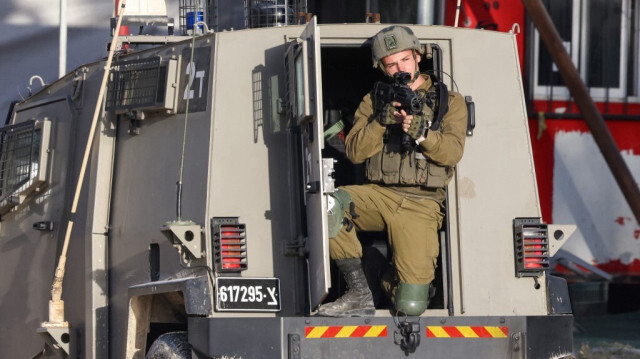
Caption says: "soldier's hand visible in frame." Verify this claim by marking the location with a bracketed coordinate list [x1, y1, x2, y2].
[377, 104, 396, 125]
[377, 102, 403, 126]
[397, 109, 413, 131]
[403, 112, 428, 141]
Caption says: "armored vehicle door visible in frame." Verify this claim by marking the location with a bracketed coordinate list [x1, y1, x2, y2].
[285, 17, 330, 310]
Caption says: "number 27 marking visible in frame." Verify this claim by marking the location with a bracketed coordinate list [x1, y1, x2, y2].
[183, 61, 205, 100]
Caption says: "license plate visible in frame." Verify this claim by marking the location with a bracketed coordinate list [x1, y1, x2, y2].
[215, 277, 281, 312]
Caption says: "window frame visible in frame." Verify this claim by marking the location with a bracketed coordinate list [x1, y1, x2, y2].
[532, 0, 634, 102]
[0, 119, 52, 214]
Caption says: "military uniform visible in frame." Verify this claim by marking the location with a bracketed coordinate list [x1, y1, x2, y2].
[318, 25, 467, 317]
[330, 74, 467, 286]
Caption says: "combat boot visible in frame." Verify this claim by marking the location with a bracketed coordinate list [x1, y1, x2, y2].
[317, 258, 375, 317]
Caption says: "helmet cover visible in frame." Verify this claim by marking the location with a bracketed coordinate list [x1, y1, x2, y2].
[371, 26, 422, 68]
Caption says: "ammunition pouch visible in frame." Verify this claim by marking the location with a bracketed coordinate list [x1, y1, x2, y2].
[365, 132, 452, 188]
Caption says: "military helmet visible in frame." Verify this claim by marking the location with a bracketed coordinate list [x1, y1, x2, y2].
[371, 26, 422, 68]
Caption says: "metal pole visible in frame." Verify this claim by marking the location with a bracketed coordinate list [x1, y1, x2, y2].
[435, 0, 446, 25]
[47, 0, 128, 324]
[521, 0, 640, 225]
[454, 0, 462, 27]
[417, 0, 435, 25]
[370, 0, 379, 15]
[59, 0, 67, 78]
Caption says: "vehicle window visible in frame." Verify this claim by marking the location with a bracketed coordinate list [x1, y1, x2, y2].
[295, 52, 305, 119]
[0, 120, 50, 214]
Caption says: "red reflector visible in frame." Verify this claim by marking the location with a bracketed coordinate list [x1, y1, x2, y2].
[524, 261, 543, 269]
[222, 263, 243, 269]
[514, 218, 549, 276]
[213, 218, 248, 272]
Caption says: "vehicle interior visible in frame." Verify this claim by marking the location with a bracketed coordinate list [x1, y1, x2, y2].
[318, 44, 451, 313]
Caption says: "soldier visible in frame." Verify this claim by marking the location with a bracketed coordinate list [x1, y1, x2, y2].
[318, 25, 468, 317]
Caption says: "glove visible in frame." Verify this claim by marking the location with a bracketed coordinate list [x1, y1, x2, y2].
[405, 113, 429, 141]
[377, 103, 398, 126]
[406, 103, 435, 141]
[371, 81, 388, 112]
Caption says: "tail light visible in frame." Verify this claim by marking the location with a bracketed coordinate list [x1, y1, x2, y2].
[513, 218, 549, 277]
[212, 217, 247, 272]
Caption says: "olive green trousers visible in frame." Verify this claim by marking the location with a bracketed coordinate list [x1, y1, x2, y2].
[329, 184, 443, 285]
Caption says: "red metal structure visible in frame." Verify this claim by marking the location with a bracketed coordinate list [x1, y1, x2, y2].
[445, 0, 640, 277]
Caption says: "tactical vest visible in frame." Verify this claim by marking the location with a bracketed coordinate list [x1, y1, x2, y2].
[365, 79, 452, 189]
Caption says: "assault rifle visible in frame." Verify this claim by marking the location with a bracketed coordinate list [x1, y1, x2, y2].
[371, 72, 424, 115]
[372, 71, 450, 133]
[371, 71, 425, 151]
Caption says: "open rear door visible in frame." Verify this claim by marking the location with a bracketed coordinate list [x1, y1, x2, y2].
[285, 17, 330, 310]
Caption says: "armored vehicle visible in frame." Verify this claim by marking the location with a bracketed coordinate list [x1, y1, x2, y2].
[0, 17, 576, 359]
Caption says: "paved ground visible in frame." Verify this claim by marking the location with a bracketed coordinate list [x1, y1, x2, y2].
[573, 311, 640, 359]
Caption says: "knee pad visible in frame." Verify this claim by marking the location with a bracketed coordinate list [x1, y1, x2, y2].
[395, 282, 430, 316]
[327, 188, 352, 238]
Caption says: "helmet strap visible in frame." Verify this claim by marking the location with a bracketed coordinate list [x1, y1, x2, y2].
[407, 51, 420, 85]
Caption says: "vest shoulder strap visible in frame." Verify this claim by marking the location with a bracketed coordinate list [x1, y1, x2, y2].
[425, 72, 449, 131]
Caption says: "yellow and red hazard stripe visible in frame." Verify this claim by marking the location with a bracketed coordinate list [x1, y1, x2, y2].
[305, 325, 388, 338]
[427, 326, 508, 338]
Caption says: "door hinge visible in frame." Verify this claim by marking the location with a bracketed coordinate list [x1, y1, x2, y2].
[322, 158, 336, 194]
[284, 235, 307, 257]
